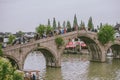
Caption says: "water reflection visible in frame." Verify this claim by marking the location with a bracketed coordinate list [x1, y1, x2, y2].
[24, 52, 120, 80]
[87, 59, 120, 80]
[61, 54, 90, 80]
[44, 68, 63, 80]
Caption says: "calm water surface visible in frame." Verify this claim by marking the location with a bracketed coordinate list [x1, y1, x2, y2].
[24, 52, 120, 80]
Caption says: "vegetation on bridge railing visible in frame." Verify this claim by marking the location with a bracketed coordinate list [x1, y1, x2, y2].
[55, 36, 64, 48]
[97, 24, 115, 45]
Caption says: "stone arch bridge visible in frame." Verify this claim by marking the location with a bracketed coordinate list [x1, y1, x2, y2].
[2, 31, 120, 70]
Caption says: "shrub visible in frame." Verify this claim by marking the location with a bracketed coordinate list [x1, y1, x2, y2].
[55, 36, 64, 48]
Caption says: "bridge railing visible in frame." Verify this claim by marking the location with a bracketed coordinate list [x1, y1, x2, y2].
[2, 30, 97, 52]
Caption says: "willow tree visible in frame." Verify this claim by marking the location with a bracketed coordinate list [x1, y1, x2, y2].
[97, 24, 115, 45]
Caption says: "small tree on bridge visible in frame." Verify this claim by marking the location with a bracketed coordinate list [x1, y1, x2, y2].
[97, 24, 115, 45]
[36, 24, 46, 37]
[55, 36, 64, 48]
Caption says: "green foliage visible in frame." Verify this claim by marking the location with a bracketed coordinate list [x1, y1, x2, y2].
[53, 17, 57, 29]
[88, 16, 94, 30]
[97, 24, 115, 45]
[66, 21, 72, 32]
[0, 44, 3, 56]
[36, 24, 53, 37]
[36, 24, 46, 36]
[8, 34, 15, 44]
[46, 25, 53, 35]
[55, 36, 64, 48]
[0, 57, 24, 80]
[0, 57, 14, 80]
[13, 70, 24, 80]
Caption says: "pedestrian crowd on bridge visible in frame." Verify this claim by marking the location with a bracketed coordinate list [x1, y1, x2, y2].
[1, 26, 98, 48]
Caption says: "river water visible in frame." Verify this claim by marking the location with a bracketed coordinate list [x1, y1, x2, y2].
[24, 52, 120, 80]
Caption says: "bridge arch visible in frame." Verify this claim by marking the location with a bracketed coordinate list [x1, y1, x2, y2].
[3, 54, 20, 69]
[22, 46, 58, 69]
[60, 31, 103, 62]
[106, 44, 120, 58]
[78, 35, 102, 61]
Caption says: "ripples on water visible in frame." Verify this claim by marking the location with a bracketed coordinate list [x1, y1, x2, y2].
[24, 52, 120, 80]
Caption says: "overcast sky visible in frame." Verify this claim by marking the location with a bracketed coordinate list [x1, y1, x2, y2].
[0, 0, 120, 33]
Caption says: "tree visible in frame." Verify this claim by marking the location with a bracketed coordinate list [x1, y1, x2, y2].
[73, 14, 78, 31]
[0, 57, 24, 80]
[88, 16, 94, 30]
[79, 20, 85, 30]
[36, 24, 46, 37]
[66, 21, 72, 32]
[48, 19, 51, 27]
[97, 24, 115, 45]
[53, 17, 57, 29]
[58, 21, 61, 29]
[46, 25, 53, 35]
[8, 34, 15, 44]
[63, 21, 66, 28]
[0, 57, 14, 80]
[13, 70, 24, 80]
[16, 31, 24, 37]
